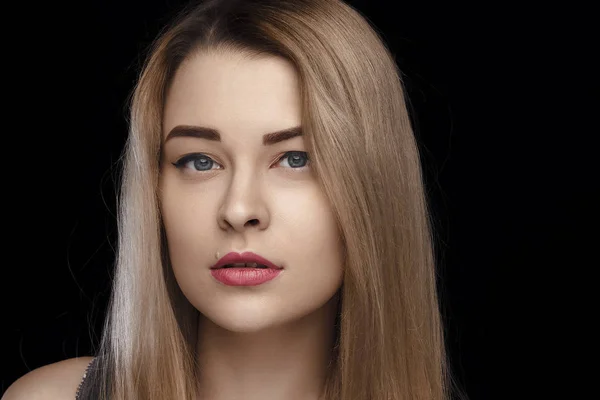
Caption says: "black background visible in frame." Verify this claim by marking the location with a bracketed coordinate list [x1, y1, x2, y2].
[1, 1, 596, 398]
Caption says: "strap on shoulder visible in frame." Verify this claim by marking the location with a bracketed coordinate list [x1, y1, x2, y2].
[75, 357, 96, 399]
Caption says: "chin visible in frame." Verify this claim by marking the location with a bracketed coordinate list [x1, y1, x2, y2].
[199, 306, 290, 334]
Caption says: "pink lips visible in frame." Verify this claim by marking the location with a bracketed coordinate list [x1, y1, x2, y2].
[211, 251, 283, 270]
[210, 251, 283, 286]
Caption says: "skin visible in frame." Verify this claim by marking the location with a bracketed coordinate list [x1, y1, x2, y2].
[2, 357, 94, 400]
[160, 51, 344, 400]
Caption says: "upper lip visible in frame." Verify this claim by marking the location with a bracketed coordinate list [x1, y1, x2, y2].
[211, 252, 283, 270]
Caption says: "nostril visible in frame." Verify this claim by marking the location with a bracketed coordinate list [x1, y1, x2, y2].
[246, 219, 260, 226]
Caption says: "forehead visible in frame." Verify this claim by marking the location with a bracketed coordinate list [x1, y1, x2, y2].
[163, 51, 302, 140]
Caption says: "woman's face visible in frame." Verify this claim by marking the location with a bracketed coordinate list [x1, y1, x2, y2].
[159, 51, 343, 332]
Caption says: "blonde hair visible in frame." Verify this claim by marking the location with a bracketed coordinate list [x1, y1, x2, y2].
[92, 0, 454, 398]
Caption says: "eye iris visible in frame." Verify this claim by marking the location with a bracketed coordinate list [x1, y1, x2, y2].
[193, 157, 213, 171]
[287, 152, 307, 168]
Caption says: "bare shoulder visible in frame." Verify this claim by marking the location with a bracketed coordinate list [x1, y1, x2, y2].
[2, 357, 94, 400]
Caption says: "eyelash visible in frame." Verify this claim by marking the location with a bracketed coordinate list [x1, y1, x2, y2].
[172, 151, 310, 173]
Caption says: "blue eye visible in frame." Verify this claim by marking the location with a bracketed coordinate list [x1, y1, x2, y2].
[278, 151, 309, 169]
[171, 151, 309, 173]
[172, 153, 222, 172]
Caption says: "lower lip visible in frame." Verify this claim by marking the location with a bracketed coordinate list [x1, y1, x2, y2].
[210, 268, 282, 286]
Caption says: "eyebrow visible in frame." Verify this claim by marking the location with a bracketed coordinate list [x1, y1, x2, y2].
[165, 125, 303, 146]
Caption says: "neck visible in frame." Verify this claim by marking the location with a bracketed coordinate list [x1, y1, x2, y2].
[195, 293, 339, 400]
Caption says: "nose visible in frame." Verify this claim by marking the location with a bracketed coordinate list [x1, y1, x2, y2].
[217, 172, 270, 233]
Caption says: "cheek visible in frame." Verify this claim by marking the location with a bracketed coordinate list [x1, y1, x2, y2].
[159, 180, 218, 269]
[274, 187, 344, 270]
[271, 189, 344, 314]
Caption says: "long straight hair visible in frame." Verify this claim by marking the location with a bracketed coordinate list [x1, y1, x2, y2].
[89, 0, 452, 398]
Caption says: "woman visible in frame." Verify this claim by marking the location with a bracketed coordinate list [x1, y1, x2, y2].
[5, 0, 453, 398]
